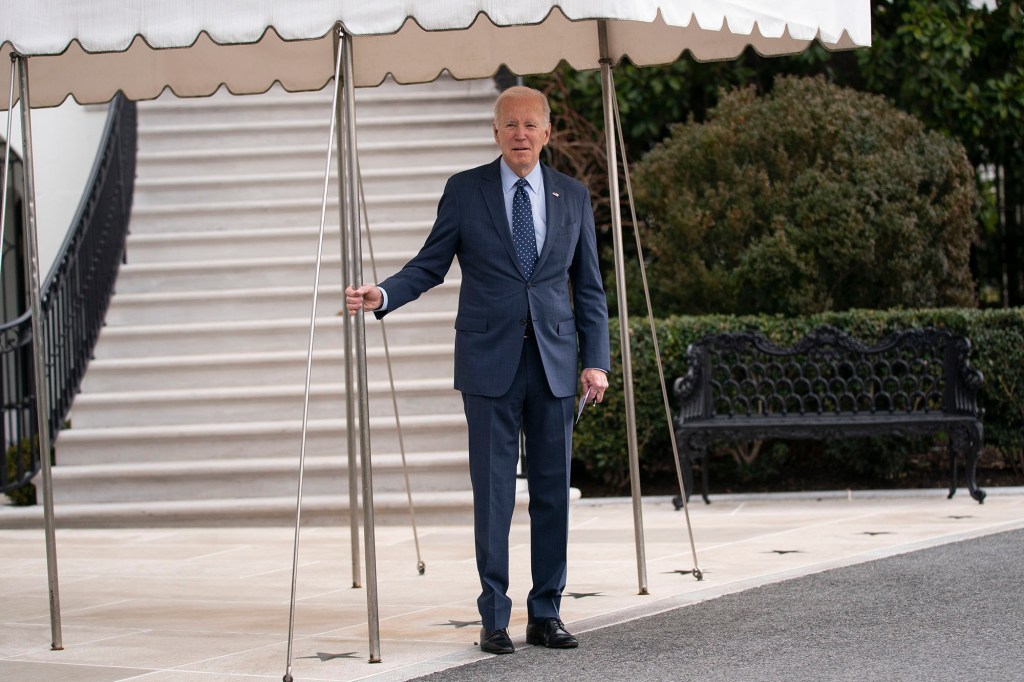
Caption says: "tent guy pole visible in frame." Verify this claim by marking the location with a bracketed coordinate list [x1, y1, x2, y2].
[598, 21, 648, 596]
[609, 75, 703, 582]
[15, 53, 64, 650]
[341, 30, 382, 664]
[356, 169, 426, 576]
[282, 28, 346, 682]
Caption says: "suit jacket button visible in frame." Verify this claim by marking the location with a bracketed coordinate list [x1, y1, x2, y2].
[520, 319, 527, 326]
[527, 284, 534, 289]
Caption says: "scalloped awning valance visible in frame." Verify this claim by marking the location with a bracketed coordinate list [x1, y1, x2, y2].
[0, 1, 871, 109]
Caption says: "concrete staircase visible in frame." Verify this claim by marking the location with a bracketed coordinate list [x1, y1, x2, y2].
[44, 76, 501, 526]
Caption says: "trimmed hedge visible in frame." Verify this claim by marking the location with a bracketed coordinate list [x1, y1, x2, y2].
[573, 308, 1024, 492]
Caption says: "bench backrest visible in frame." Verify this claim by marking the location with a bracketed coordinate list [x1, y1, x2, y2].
[675, 326, 983, 421]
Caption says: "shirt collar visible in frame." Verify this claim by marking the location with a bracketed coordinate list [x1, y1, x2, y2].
[500, 158, 543, 196]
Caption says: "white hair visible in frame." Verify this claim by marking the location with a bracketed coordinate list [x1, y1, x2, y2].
[493, 86, 551, 125]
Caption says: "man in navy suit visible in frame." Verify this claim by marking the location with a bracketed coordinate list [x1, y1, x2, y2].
[346, 85, 610, 655]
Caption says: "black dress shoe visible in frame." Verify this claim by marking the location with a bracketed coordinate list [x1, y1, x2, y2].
[525, 618, 578, 648]
[479, 627, 515, 655]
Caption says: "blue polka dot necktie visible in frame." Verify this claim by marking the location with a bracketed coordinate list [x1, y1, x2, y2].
[512, 177, 539, 280]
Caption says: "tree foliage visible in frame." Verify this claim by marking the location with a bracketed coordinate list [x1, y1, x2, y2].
[858, 0, 1024, 306]
[631, 77, 978, 316]
[529, 1, 1024, 308]
[862, 0, 1024, 157]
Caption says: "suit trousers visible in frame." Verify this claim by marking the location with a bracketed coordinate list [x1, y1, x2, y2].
[462, 335, 574, 631]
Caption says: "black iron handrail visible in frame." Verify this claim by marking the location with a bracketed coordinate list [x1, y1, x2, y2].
[1, 95, 137, 502]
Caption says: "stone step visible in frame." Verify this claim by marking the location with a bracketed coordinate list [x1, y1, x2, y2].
[113, 250, 440, 294]
[127, 193, 440, 232]
[80, 345, 455, 393]
[352, 85, 498, 118]
[54, 414, 468, 466]
[138, 78, 497, 127]
[123, 222, 433, 263]
[132, 164, 461, 207]
[91, 311, 457, 358]
[137, 119, 496, 156]
[105, 279, 460, 325]
[49, 451, 471, 504]
[70, 378, 463, 428]
[0, 490, 485, 528]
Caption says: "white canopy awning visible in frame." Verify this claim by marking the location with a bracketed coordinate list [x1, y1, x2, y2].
[0, 1, 871, 109]
[2, 0, 873, 663]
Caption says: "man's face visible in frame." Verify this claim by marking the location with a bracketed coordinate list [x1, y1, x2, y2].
[493, 95, 551, 178]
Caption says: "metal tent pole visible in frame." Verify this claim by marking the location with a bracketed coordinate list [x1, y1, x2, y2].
[332, 33, 362, 591]
[341, 30, 382, 664]
[598, 21, 648, 595]
[282, 29, 346, 682]
[2, 57, 16, 281]
[15, 54, 64, 650]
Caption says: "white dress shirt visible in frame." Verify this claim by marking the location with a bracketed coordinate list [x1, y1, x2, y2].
[499, 158, 547, 257]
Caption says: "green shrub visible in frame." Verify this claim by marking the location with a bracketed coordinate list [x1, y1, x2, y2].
[630, 76, 979, 317]
[572, 308, 1024, 493]
[3, 438, 37, 506]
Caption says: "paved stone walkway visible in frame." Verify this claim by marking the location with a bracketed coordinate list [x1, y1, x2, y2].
[2, 489, 1022, 681]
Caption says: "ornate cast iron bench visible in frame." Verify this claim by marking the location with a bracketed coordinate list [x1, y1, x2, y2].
[672, 326, 986, 505]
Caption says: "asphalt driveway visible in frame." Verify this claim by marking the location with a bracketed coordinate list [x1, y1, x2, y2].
[415, 528, 1024, 681]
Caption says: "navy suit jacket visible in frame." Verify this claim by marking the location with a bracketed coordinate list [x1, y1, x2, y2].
[376, 157, 610, 399]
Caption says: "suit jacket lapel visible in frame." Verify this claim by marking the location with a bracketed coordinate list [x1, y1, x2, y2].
[535, 164, 563, 275]
[481, 158, 526, 278]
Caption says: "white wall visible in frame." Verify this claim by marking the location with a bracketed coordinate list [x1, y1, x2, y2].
[6, 99, 111, 277]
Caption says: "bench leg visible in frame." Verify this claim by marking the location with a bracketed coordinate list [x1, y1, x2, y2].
[672, 449, 694, 510]
[699, 451, 710, 505]
[672, 443, 709, 508]
[947, 443, 958, 500]
[667, 456, 692, 509]
[949, 423, 986, 504]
